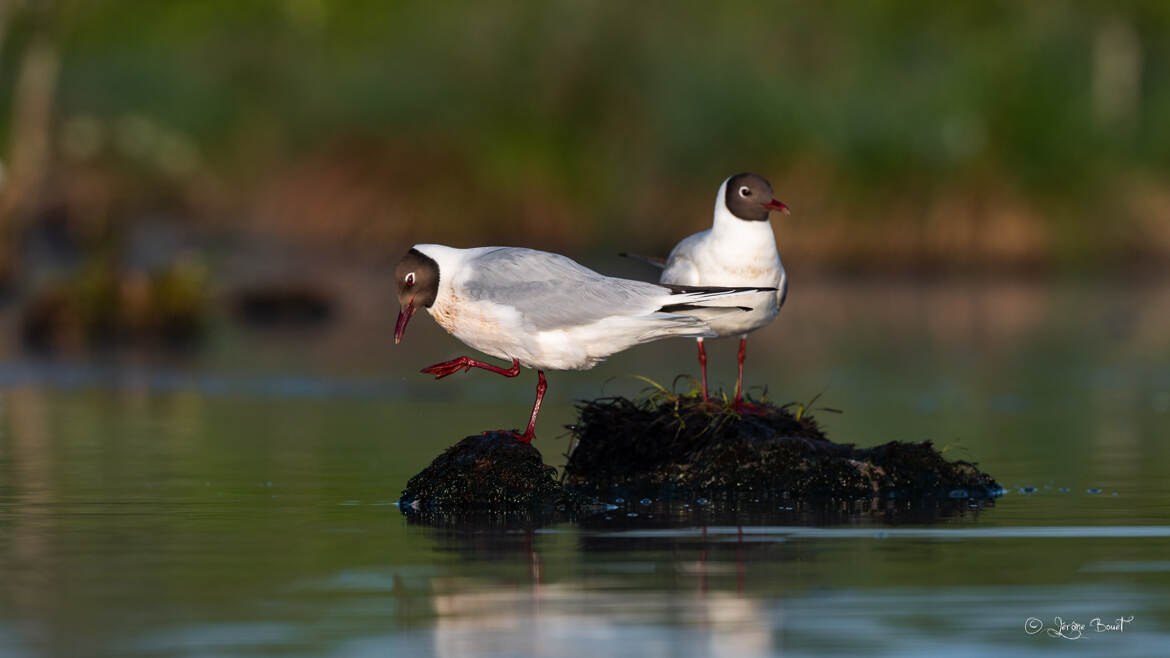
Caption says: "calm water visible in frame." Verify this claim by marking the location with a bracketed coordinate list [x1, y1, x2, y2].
[1, 279, 1169, 657]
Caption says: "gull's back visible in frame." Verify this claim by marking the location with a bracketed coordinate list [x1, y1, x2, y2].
[459, 247, 670, 333]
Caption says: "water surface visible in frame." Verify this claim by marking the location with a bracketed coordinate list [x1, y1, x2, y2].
[1, 279, 1168, 656]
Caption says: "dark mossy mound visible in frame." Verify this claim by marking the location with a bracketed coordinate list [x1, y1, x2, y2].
[851, 440, 997, 496]
[563, 396, 1001, 501]
[399, 431, 563, 513]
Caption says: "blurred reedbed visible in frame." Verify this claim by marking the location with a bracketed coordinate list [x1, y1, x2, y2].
[1, 2, 1170, 354]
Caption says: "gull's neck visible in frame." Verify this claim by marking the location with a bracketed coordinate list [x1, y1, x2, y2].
[710, 178, 778, 247]
[412, 243, 463, 297]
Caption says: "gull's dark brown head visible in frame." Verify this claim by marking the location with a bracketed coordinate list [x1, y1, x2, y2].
[394, 247, 440, 344]
[724, 172, 790, 221]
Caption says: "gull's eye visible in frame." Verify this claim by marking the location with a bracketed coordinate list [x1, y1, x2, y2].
[404, 272, 416, 287]
[739, 186, 751, 197]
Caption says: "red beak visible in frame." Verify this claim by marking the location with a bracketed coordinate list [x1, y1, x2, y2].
[763, 199, 790, 215]
[395, 299, 416, 345]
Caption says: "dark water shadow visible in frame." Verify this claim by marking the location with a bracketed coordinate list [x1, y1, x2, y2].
[400, 496, 996, 538]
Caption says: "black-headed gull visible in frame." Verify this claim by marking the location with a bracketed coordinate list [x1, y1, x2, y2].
[394, 244, 775, 443]
[626, 173, 789, 405]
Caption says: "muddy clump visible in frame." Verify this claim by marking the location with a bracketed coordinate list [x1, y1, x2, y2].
[563, 395, 1001, 501]
[399, 431, 563, 514]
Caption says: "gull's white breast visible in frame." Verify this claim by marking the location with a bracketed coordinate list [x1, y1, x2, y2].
[661, 216, 786, 337]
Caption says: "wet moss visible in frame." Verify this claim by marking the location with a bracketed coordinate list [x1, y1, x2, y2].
[563, 395, 1001, 501]
[399, 431, 563, 514]
[852, 440, 997, 495]
[399, 394, 1001, 523]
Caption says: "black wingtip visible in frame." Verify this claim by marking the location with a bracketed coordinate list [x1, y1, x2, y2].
[657, 303, 701, 313]
[661, 284, 777, 295]
[657, 303, 755, 313]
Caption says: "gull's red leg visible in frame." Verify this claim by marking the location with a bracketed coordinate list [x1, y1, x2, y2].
[421, 356, 520, 379]
[731, 338, 765, 414]
[697, 338, 709, 401]
[734, 337, 747, 404]
[513, 370, 547, 444]
[420, 356, 544, 443]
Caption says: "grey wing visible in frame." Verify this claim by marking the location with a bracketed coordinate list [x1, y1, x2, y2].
[461, 248, 665, 332]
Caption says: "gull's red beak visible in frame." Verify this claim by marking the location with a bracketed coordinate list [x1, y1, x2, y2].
[763, 199, 791, 215]
[395, 298, 416, 345]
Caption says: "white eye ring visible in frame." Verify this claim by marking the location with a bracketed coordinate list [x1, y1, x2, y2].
[739, 186, 751, 197]
[405, 272, 416, 286]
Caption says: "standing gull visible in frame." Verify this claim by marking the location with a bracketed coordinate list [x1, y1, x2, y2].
[625, 173, 789, 405]
[394, 244, 775, 443]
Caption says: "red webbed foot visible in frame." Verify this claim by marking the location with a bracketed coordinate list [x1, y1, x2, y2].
[480, 429, 535, 444]
[506, 430, 535, 444]
[421, 356, 521, 380]
[731, 400, 768, 416]
[421, 357, 475, 379]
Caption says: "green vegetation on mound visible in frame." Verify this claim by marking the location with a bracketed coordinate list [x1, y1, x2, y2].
[563, 395, 1001, 501]
[398, 390, 1001, 521]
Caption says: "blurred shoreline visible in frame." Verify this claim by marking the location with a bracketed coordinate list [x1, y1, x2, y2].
[3, 252, 1167, 371]
[2, 2, 1169, 355]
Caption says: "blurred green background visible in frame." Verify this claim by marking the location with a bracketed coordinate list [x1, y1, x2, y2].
[1, 1, 1169, 350]
[4, 7, 1170, 655]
